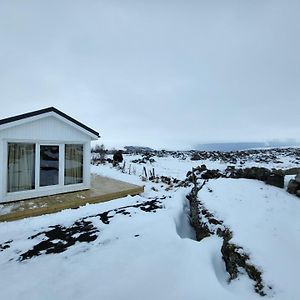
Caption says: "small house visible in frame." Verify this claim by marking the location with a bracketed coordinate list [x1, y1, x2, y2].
[0, 107, 99, 203]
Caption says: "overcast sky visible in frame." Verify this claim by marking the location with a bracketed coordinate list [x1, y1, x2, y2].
[0, 0, 299, 149]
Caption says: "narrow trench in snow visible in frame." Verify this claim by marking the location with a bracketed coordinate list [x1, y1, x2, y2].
[174, 198, 196, 240]
[184, 174, 272, 297]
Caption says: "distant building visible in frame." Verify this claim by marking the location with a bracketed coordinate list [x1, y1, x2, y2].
[0, 107, 99, 203]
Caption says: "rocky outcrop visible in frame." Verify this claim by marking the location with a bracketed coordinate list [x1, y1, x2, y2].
[225, 166, 284, 188]
[131, 153, 156, 164]
[284, 168, 300, 175]
[93, 147, 300, 167]
[186, 169, 271, 296]
[186, 181, 213, 241]
[265, 173, 284, 188]
[287, 174, 300, 197]
[187, 147, 300, 165]
[190, 152, 202, 161]
[186, 165, 285, 188]
[220, 229, 266, 296]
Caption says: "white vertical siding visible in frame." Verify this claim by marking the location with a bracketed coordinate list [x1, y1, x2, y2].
[84, 142, 91, 188]
[0, 140, 4, 201]
[0, 116, 91, 142]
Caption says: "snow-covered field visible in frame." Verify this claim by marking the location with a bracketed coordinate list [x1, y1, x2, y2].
[1, 150, 300, 300]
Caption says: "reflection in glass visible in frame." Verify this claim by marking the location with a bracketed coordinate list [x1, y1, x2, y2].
[7, 143, 35, 192]
[40, 145, 59, 187]
[65, 144, 83, 185]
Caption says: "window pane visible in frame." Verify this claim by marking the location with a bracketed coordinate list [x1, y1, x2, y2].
[40, 145, 59, 187]
[65, 144, 83, 185]
[7, 143, 35, 192]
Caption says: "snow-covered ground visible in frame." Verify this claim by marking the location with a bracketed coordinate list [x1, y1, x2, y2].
[0, 151, 300, 300]
[199, 178, 300, 299]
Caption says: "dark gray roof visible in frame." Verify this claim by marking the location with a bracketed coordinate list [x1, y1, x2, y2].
[0, 107, 100, 137]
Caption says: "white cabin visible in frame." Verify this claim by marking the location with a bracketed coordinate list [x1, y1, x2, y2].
[0, 107, 99, 203]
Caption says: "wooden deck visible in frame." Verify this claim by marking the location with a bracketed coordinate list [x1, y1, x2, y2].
[0, 175, 144, 222]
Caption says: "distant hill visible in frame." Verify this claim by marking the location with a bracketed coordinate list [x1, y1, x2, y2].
[194, 141, 300, 152]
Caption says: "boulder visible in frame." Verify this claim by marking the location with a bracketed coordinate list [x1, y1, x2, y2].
[191, 152, 201, 161]
[287, 179, 300, 195]
[265, 173, 284, 188]
[113, 150, 123, 164]
[201, 169, 223, 180]
[224, 167, 284, 188]
[284, 168, 300, 175]
[193, 164, 207, 174]
[295, 173, 300, 184]
[235, 167, 271, 181]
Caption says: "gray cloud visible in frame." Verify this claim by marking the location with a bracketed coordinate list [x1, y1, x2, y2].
[0, 0, 299, 149]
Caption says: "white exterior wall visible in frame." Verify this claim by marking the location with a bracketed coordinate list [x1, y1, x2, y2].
[0, 114, 97, 203]
[0, 115, 91, 142]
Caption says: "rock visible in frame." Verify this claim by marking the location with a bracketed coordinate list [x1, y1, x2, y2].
[229, 167, 271, 181]
[287, 179, 300, 195]
[284, 167, 300, 175]
[200, 164, 207, 171]
[191, 152, 201, 161]
[186, 176, 269, 296]
[192, 164, 207, 175]
[295, 173, 300, 183]
[265, 173, 284, 188]
[201, 169, 223, 179]
[245, 167, 271, 181]
[186, 187, 212, 241]
[113, 150, 123, 164]
[297, 190, 300, 198]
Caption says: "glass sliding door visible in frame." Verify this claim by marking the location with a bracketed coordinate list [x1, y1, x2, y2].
[64, 144, 83, 185]
[40, 145, 59, 187]
[7, 143, 35, 192]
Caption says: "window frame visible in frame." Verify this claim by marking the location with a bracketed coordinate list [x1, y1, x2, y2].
[64, 144, 84, 186]
[5, 141, 85, 197]
[7, 142, 36, 193]
[38, 144, 61, 188]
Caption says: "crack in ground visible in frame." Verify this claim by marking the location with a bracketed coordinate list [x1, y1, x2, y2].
[186, 173, 272, 296]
